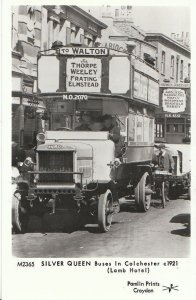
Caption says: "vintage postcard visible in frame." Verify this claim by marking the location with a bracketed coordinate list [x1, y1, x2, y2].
[1, 0, 195, 299]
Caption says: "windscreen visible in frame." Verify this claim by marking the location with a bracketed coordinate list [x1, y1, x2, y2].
[46, 98, 128, 132]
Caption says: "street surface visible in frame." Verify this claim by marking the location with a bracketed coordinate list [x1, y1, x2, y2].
[12, 196, 190, 258]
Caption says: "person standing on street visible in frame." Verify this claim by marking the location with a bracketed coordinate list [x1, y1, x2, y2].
[156, 144, 175, 201]
[157, 144, 175, 173]
[25, 143, 36, 162]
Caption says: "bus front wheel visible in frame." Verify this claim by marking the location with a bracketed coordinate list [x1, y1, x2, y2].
[98, 190, 113, 232]
[135, 172, 151, 212]
[12, 192, 29, 233]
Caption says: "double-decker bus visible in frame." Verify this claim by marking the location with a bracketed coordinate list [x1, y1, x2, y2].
[12, 45, 159, 233]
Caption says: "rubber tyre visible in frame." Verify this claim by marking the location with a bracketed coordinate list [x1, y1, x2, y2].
[135, 172, 151, 212]
[98, 190, 113, 233]
[12, 192, 29, 233]
[161, 181, 166, 208]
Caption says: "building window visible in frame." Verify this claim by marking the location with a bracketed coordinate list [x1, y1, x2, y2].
[84, 37, 93, 46]
[70, 24, 81, 44]
[188, 63, 191, 77]
[186, 124, 191, 139]
[48, 18, 60, 48]
[144, 53, 155, 66]
[84, 32, 93, 46]
[161, 51, 165, 74]
[88, 39, 93, 47]
[170, 55, 175, 78]
[180, 60, 184, 81]
[12, 12, 16, 48]
[66, 27, 71, 45]
[80, 34, 84, 45]
[53, 21, 58, 42]
[185, 118, 191, 141]
[176, 56, 179, 82]
[155, 119, 164, 138]
[166, 124, 184, 133]
[27, 6, 36, 44]
[155, 57, 158, 69]
[59, 19, 66, 46]
[71, 24, 76, 44]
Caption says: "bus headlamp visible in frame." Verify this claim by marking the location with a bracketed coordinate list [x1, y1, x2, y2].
[114, 159, 121, 167]
[36, 133, 45, 143]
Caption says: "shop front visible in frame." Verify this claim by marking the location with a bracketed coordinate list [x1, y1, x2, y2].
[155, 83, 191, 144]
[12, 92, 47, 148]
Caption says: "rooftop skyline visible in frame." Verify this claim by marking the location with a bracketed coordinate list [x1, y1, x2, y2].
[132, 6, 190, 37]
[81, 5, 190, 39]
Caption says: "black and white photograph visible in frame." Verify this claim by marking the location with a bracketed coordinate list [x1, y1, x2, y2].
[10, 4, 191, 258]
[1, 1, 195, 300]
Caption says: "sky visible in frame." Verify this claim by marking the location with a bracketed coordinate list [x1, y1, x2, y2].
[132, 6, 190, 37]
[82, 6, 190, 38]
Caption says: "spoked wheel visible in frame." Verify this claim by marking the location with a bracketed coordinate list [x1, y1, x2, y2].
[98, 189, 113, 233]
[12, 192, 29, 233]
[161, 181, 166, 208]
[135, 172, 151, 212]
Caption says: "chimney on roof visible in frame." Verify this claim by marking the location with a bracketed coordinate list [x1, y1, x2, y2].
[114, 5, 133, 22]
[185, 32, 190, 48]
[100, 5, 114, 27]
[101, 5, 112, 18]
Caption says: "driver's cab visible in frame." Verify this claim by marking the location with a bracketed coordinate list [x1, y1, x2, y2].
[47, 96, 128, 157]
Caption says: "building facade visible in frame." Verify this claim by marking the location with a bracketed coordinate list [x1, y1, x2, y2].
[145, 33, 190, 84]
[12, 6, 43, 147]
[86, 5, 157, 68]
[83, 6, 191, 146]
[41, 5, 107, 51]
[145, 33, 191, 144]
[12, 5, 191, 148]
[11, 5, 107, 148]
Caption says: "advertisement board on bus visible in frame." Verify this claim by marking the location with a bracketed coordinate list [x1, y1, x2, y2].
[66, 57, 102, 93]
[37, 48, 159, 106]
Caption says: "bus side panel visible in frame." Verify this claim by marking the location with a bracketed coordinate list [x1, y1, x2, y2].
[125, 145, 153, 163]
